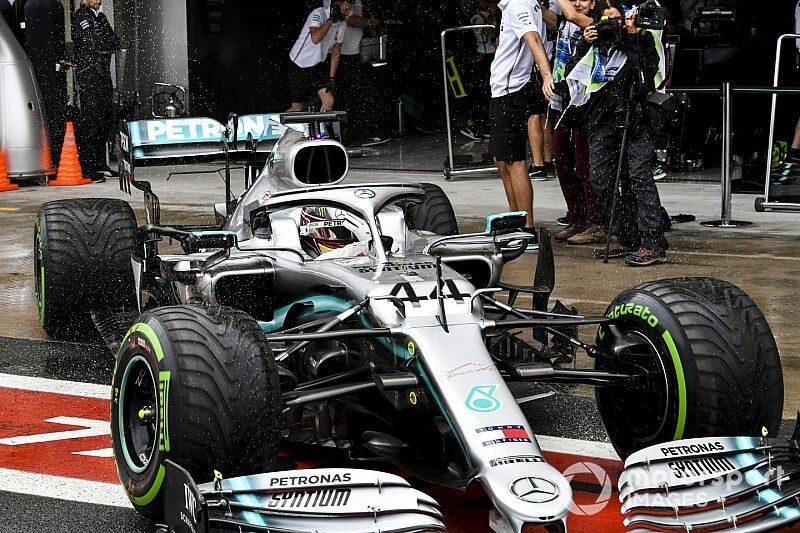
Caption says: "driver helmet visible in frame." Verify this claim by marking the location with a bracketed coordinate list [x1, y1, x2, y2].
[299, 206, 360, 257]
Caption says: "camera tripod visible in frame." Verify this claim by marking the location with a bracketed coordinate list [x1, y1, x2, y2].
[601, 83, 637, 263]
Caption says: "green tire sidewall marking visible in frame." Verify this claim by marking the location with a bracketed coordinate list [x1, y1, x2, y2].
[35, 218, 45, 326]
[130, 464, 165, 507]
[661, 330, 687, 440]
[118, 354, 157, 475]
[38, 266, 45, 326]
[121, 323, 165, 362]
[159, 370, 171, 453]
[602, 299, 689, 443]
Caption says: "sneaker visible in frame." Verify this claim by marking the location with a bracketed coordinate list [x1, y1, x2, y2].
[98, 165, 120, 178]
[544, 161, 557, 179]
[553, 221, 587, 242]
[787, 148, 800, 164]
[460, 126, 479, 140]
[556, 214, 572, 226]
[652, 163, 667, 181]
[89, 170, 107, 183]
[595, 238, 634, 260]
[626, 247, 667, 267]
[566, 225, 607, 245]
[771, 162, 800, 185]
[529, 165, 548, 181]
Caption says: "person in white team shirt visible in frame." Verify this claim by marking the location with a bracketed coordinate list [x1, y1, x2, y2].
[460, 0, 498, 140]
[287, 0, 353, 112]
[489, 0, 555, 248]
[336, 0, 379, 142]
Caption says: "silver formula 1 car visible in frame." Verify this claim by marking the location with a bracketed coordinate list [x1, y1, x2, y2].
[33, 112, 784, 532]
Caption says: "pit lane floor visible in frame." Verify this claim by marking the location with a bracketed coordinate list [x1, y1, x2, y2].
[0, 166, 798, 532]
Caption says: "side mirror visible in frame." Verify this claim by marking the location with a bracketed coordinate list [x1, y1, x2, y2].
[249, 205, 272, 238]
[484, 211, 527, 234]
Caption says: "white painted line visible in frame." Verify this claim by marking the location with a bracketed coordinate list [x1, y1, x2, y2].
[0, 373, 111, 399]
[0, 416, 109, 446]
[0, 468, 131, 508]
[73, 448, 114, 458]
[538, 435, 620, 462]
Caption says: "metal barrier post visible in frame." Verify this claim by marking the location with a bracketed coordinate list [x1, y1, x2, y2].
[701, 81, 752, 228]
[440, 25, 498, 180]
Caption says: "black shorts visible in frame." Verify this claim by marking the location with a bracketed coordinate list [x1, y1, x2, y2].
[489, 83, 533, 162]
[288, 61, 329, 104]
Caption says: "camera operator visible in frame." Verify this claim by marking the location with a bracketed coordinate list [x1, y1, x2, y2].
[567, 0, 669, 266]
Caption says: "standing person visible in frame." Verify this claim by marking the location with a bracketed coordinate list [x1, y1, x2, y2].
[569, 0, 668, 266]
[287, 0, 352, 113]
[71, 0, 119, 182]
[543, 0, 605, 245]
[772, 2, 800, 182]
[337, 0, 380, 144]
[460, 0, 497, 140]
[489, 0, 555, 248]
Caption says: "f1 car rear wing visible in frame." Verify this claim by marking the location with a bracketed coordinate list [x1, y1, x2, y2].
[619, 419, 800, 533]
[118, 114, 309, 194]
[158, 460, 445, 533]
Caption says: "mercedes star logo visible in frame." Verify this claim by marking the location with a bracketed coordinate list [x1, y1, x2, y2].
[510, 477, 559, 503]
[354, 188, 376, 199]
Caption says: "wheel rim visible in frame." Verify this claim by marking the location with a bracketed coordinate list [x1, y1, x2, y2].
[118, 355, 159, 474]
[624, 332, 671, 444]
[600, 330, 672, 446]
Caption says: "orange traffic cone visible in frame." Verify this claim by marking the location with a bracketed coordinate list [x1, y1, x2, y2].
[0, 149, 19, 192]
[49, 121, 91, 186]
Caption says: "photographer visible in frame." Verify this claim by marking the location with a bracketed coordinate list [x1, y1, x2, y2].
[287, 0, 352, 112]
[566, 0, 669, 266]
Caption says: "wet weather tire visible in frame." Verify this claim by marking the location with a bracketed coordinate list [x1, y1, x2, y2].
[111, 305, 283, 520]
[34, 198, 138, 339]
[596, 277, 783, 458]
[406, 183, 458, 235]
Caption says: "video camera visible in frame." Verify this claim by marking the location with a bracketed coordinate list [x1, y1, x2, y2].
[330, 3, 345, 23]
[635, 0, 667, 30]
[594, 16, 623, 48]
[593, 0, 666, 48]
